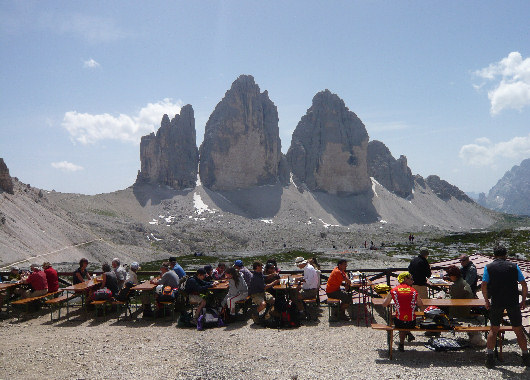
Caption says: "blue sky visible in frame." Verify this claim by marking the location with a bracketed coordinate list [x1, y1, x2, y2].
[1, 1, 529, 195]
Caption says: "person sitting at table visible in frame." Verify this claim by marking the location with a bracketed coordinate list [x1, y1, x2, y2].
[203, 265, 214, 282]
[151, 262, 180, 288]
[266, 259, 280, 273]
[212, 262, 226, 280]
[325, 259, 353, 321]
[73, 258, 92, 285]
[42, 262, 59, 293]
[169, 257, 186, 279]
[222, 267, 248, 317]
[248, 261, 279, 323]
[458, 254, 478, 295]
[112, 258, 127, 290]
[292, 257, 320, 314]
[445, 265, 485, 346]
[20, 264, 48, 299]
[126, 262, 140, 285]
[100, 263, 119, 298]
[382, 271, 424, 352]
[185, 268, 214, 322]
[234, 260, 252, 286]
[8, 266, 21, 281]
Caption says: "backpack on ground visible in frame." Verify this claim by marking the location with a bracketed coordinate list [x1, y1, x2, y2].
[425, 337, 468, 351]
[197, 307, 224, 331]
[177, 311, 195, 328]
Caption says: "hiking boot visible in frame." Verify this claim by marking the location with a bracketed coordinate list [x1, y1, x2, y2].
[407, 332, 415, 342]
[522, 352, 530, 367]
[398, 343, 405, 352]
[485, 353, 495, 369]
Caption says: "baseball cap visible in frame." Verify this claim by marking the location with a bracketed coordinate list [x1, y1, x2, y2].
[130, 262, 140, 270]
[234, 260, 243, 267]
[294, 257, 307, 265]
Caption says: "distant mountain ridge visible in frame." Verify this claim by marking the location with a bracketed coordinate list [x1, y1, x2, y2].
[478, 158, 530, 216]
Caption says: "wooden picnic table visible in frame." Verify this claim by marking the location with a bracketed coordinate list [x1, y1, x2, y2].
[0, 282, 21, 292]
[131, 281, 157, 291]
[422, 298, 485, 308]
[63, 279, 101, 319]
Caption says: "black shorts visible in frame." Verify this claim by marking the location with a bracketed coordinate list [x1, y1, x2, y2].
[489, 304, 522, 327]
[393, 317, 416, 329]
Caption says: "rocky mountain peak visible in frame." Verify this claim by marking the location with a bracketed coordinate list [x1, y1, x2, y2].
[367, 140, 413, 198]
[0, 158, 14, 194]
[478, 158, 530, 215]
[199, 75, 282, 190]
[425, 175, 472, 202]
[136, 104, 198, 190]
[286, 90, 371, 194]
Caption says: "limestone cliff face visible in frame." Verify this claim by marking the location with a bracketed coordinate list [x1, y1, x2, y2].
[136, 105, 198, 189]
[199, 75, 281, 190]
[0, 158, 14, 194]
[286, 90, 371, 194]
[367, 140, 413, 198]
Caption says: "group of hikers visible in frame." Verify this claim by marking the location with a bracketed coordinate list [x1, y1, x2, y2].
[386, 245, 529, 368]
[68, 255, 361, 326]
[2, 244, 529, 369]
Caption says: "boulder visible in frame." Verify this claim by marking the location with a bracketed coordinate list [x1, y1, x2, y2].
[136, 105, 198, 189]
[0, 158, 14, 194]
[287, 90, 371, 194]
[199, 75, 282, 190]
[367, 140, 413, 198]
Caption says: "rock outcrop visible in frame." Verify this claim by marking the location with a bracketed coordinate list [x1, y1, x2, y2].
[136, 105, 198, 190]
[287, 90, 371, 194]
[199, 75, 282, 190]
[0, 158, 14, 194]
[425, 175, 472, 202]
[367, 140, 413, 198]
[478, 158, 530, 215]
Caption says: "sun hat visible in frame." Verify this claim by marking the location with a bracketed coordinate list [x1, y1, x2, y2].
[234, 260, 243, 267]
[11, 266, 20, 271]
[294, 257, 307, 265]
[397, 271, 412, 284]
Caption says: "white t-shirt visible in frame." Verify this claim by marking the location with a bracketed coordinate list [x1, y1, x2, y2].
[303, 263, 319, 290]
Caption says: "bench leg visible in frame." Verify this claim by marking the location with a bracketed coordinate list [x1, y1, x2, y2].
[388, 330, 393, 360]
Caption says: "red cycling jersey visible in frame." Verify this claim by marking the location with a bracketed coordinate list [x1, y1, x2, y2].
[390, 283, 418, 321]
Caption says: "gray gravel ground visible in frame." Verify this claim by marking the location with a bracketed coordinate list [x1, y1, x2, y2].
[1, 310, 529, 380]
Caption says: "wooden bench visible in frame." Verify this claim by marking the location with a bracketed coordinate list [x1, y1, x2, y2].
[372, 323, 515, 360]
[45, 293, 79, 321]
[326, 298, 341, 322]
[11, 291, 63, 320]
[91, 299, 132, 321]
[235, 296, 252, 315]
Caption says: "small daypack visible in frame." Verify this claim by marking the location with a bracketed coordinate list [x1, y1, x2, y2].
[94, 288, 112, 300]
[197, 307, 224, 330]
[157, 285, 176, 302]
[115, 282, 134, 302]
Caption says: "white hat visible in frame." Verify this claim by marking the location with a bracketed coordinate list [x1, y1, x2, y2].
[294, 257, 307, 265]
[130, 262, 140, 270]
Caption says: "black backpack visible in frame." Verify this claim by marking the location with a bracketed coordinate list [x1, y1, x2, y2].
[115, 282, 134, 302]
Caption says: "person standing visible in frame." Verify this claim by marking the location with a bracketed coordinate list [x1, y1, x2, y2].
[459, 254, 478, 295]
[482, 245, 530, 368]
[408, 247, 431, 300]
[382, 272, 424, 352]
[112, 258, 127, 290]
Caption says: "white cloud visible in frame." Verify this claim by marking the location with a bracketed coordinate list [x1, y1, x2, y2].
[62, 99, 182, 144]
[459, 133, 530, 166]
[83, 58, 100, 69]
[474, 52, 530, 115]
[51, 161, 84, 172]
